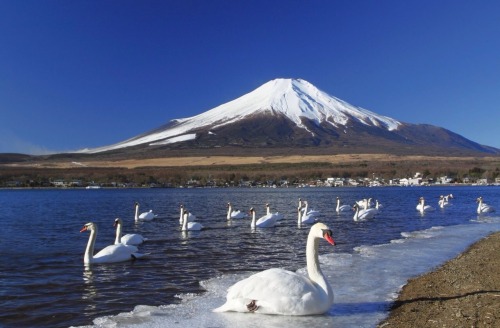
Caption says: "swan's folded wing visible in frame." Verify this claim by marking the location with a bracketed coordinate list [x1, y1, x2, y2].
[93, 244, 139, 263]
[218, 268, 319, 314]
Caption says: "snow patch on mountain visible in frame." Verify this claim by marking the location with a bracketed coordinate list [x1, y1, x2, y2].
[79, 78, 401, 153]
[150, 133, 196, 146]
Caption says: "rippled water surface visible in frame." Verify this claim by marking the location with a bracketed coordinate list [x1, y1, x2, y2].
[0, 186, 498, 327]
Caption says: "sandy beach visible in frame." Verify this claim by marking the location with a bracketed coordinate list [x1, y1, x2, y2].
[378, 231, 500, 327]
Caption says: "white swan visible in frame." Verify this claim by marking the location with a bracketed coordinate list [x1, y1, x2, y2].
[114, 218, 147, 246]
[438, 195, 447, 209]
[355, 198, 372, 210]
[416, 197, 435, 213]
[80, 222, 146, 264]
[352, 204, 377, 221]
[265, 203, 284, 221]
[300, 201, 320, 217]
[134, 202, 156, 222]
[181, 210, 204, 231]
[227, 202, 247, 219]
[444, 194, 454, 202]
[476, 197, 495, 214]
[335, 197, 351, 212]
[213, 222, 335, 315]
[250, 207, 279, 228]
[179, 204, 196, 224]
[299, 201, 317, 224]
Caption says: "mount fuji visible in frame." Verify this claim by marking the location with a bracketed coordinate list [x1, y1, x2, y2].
[78, 78, 498, 156]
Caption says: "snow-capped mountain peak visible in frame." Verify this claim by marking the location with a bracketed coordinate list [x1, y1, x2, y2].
[80, 78, 401, 153]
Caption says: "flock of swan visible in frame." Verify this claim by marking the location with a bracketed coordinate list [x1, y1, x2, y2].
[79, 195, 495, 316]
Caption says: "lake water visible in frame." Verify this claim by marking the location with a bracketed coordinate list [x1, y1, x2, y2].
[0, 186, 499, 328]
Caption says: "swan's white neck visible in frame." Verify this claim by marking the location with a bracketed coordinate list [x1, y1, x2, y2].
[227, 204, 232, 220]
[353, 206, 360, 221]
[182, 212, 188, 231]
[134, 204, 139, 221]
[297, 206, 302, 225]
[335, 198, 340, 212]
[250, 210, 256, 228]
[477, 199, 483, 213]
[114, 222, 122, 244]
[305, 230, 333, 302]
[84, 226, 97, 264]
[180, 206, 185, 224]
[266, 205, 270, 215]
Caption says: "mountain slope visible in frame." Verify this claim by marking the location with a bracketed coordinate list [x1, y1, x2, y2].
[78, 78, 499, 156]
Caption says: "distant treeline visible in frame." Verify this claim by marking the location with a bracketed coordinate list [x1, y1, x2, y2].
[1, 158, 499, 188]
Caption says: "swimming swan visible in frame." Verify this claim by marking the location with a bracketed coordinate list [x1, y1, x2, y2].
[250, 207, 279, 228]
[81, 222, 146, 264]
[476, 197, 495, 214]
[181, 210, 204, 231]
[114, 218, 147, 246]
[134, 202, 156, 222]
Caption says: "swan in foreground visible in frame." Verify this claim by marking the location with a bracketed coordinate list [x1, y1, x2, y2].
[134, 202, 156, 222]
[213, 222, 335, 315]
[250, 207, 279, 228]
[476, 197, 495, 214]
[352, 204, 378, 221]
[227, 202, 247, 219]
[335, 197, 351, 212]
[299, 201, 317, 224]
[81, 222, 146, 264]
[181, 210, 204, 231]
[179, 204, 196, 224]
[114, 218, 147, 246]
[416, 197, 435, 213]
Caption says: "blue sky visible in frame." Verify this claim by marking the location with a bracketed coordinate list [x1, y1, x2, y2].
[1, 0, 499, 154]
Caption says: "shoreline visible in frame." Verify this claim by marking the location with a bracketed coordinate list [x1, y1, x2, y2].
[378, 231, 500, 327]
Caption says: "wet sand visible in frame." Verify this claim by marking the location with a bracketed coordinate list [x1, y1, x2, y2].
[378, 231, 500, 327]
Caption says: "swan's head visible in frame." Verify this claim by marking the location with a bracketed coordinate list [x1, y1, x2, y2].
[311, 222, 335, 246]
[80, 222, 95, 233]
[113, 218, 122, 227]
[476, 197, 483, 203]
[249, 207, 255, 214]
[135, 202, 139, 207]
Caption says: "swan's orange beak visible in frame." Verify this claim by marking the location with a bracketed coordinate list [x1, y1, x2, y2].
[325, 235, 335, 246]
[80, 226, 88, 233]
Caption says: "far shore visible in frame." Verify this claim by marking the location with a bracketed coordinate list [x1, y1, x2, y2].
[3, 153, 500, 169]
